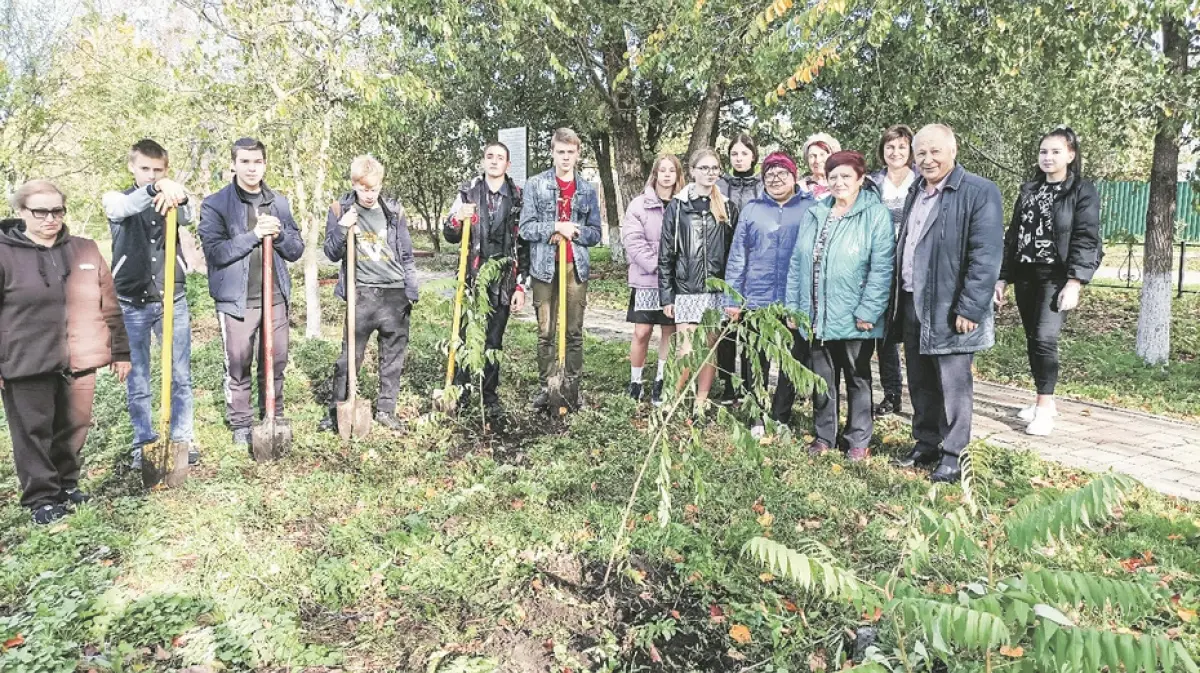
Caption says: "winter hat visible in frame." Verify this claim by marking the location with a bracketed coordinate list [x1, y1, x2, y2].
[802, 132, 842, 157]
[761, 151, 798, 178]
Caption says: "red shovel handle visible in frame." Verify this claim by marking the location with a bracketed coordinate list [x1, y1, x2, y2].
[262, 235, 276, 418]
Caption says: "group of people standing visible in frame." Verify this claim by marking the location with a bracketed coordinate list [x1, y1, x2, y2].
[620, 123, 1102, 482]
[0, 120, 1099, 525]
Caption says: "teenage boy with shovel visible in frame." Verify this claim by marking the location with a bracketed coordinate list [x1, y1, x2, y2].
[441, 141, 529, 421]
[319, 155, 420, 434]
[198, 137, 305, 450]
[519, 128, 603, 412]
[102, 139, 198, 471]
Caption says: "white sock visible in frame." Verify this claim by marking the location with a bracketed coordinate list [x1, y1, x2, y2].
[656, 359, 667, 381]
[631, 366, 644, 383]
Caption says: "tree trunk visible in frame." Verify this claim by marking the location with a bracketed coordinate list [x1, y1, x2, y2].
[599, 30, 646, 220]
[593, 133, 624, 262]
[1135, 16, 1186, 366]
[302, 109, 333, 339]
[687, 78, 725, 160]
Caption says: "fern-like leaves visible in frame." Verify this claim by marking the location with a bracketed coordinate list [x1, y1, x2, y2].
[742, 536, 879, 610]
[1005, 473, 1138, 551]
[1003, 569, 1164, 617]
[890, 597, 1011, 653]
[915, 506, 985, 563]
[1032, 621, 1199, 673]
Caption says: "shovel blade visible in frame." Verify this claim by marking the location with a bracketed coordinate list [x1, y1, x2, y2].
[141, 455, 165, 489]
[546, 371, 578, 415]
[163, 441, 191, 488]
[252, 417, 292, 461]
[337, 401, 372, 440]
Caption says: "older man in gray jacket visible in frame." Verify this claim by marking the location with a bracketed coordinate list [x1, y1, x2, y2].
[889, 124, 1004, 483]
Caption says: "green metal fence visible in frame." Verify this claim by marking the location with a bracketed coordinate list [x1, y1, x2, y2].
[1095, 180, 1200, 242]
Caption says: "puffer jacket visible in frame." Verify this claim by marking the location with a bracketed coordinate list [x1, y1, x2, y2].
[785, 190, 895, 341]
[621, 186, 668, 290]
[323, 193, 420, 304]
[658, 184, 739, 306]
[724, 189, 814, 309]
[1000, 173, 1103, 283]
[518, 169, 603, 283]
[888, 164, 1004, 355]
[0, 220, 130, 380]
[718, 173, 762, 214]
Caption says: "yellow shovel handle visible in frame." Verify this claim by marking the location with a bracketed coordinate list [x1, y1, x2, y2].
[557, 237, 567, 365]
[445, 213, 472, 388]
[159, 208, 177, 437]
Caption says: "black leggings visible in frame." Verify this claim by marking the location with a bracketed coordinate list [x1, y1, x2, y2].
[1014, 270, 1069, 395]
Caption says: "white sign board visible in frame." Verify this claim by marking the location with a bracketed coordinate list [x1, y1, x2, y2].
[498, 127, 528, 187]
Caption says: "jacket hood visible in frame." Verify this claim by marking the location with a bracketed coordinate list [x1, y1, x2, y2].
[0, 218, 70, 248]
[640, 184, 673, 209]
[338, 191, 405, 220]
[674, 183, 723, 204]
[725, 173, 760, 187]
[808, 186, 883, 220]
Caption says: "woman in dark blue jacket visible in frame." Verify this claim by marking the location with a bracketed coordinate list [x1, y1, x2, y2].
[724, 152, 814, 436]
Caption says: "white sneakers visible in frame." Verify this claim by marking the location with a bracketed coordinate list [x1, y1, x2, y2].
[1019, 404, 1058, 436]
[750, 422, 766, 440]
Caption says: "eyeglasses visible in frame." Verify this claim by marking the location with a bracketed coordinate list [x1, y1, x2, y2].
[764, 171, 792, 183]
[26, 207, 67, 221]
[693, 166, 721, 174]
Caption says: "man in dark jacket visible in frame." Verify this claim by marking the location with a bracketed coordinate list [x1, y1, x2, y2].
[198, 138, 305, 446]
[444, 141, 530, 418]
[102, 139, 198, 469]
[519, 128, 603, 411]
[890, 124, 1004, 482]
[320, 155, 419, 432]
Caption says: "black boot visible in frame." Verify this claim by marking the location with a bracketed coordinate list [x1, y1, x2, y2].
[892, 445, 940, 468]
[874, 394, 902, 416]
[930, 455, 962, 483]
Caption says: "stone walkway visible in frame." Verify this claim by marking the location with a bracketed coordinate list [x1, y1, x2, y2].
[554, 305, 1200, 501]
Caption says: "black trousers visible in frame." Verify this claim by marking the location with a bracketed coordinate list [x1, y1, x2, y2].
[2, 371, 96, 508]
[810, 339, 875, 449]
[453, 296, 512, 407]
[1013, 269, 1068, 395]
[876, 338, 903, 399]
[717, 329, 739, 391]
[220, 304, 289, 429]
[739, 314, 810, 423]
[332, 287, 412, 415]
[900, 292, 974, 461]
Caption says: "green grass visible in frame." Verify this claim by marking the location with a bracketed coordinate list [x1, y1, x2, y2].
[0, 269, 1198, 672]
[976, 286, 1200, 418]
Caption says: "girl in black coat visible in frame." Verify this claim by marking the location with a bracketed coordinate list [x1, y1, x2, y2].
[994, 126, 1102, 436]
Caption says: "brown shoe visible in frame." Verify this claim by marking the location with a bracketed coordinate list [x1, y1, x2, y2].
[808, 440, 830, 457]
[847, 446, 871, 462]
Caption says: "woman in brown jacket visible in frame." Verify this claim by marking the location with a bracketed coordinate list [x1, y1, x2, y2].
[0, 180, 130, 524]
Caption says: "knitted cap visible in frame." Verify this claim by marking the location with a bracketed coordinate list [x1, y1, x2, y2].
[761, 151, 798, 178]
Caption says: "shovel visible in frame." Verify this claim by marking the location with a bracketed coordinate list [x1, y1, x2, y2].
[546, 237, 574, 415]
[337, 225, 371, 439]
[433, 203, 473, 413]
[141, 208, 191, 488]
[251, 234, 292, 461]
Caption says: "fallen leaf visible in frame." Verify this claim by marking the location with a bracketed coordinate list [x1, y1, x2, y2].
[752, 497, 766, 515]
[999, 645, 1025, 658]
[759, 573, 776, 583]
[685, 503, 700, 515]
[510, 499, 525, 510]
[709, 604, 726, 623]
[670, 609, 681, 619]
[808, 650, 827, 671]
[730, 624, 752, 644]
[154, 645, 171, 661]
[757, 511, 775, 527]
[1167, 534, 1183, 541]
[530, 578, 544, 592]
[2, 634, 24, 649]
[830, 464, 843, 474]
[782, 599, 798, 613]
[1178, 608, 1197, 623]
[862, 606, 883, 622]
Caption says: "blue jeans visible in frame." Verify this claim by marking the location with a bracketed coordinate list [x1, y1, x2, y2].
[121, 298, 195, 448]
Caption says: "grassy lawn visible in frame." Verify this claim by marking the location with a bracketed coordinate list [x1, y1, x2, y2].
[1, 267, 1198, 672]
[976, 286, 1200, 419]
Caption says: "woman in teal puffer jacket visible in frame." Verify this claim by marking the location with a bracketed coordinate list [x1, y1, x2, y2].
[785, 151, 895, 460]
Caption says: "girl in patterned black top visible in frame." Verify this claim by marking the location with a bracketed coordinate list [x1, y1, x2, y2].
[995, 127, 1103, 437]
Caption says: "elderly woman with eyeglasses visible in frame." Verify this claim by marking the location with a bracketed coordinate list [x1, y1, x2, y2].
[0, 180, 130, 525]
